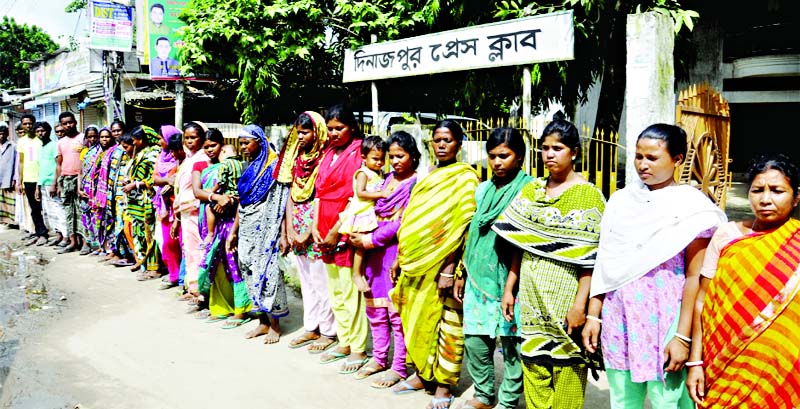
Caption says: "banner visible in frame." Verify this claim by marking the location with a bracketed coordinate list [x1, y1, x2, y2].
[143, 0, 188, 79]
[342, 11, 574, 83]
[88, 0, 134, 51]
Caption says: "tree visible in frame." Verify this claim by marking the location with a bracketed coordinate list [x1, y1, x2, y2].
[65, 0, 88, 13]
[0, 16, 59, 89]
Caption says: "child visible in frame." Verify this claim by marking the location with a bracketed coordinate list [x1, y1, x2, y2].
[338, 135, 387, 292]
[201, 143, 242, 247]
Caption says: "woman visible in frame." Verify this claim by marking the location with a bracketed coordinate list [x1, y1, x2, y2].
[458, 128, 531, 409]
[172, 122, 210, 304]
[311, 105, 369, 374]
[494, 120, 604, 409]
[281, 111, 337, 351]
[94, 127, 119, 255]
[227, 124, 288, 337]
[88, 127, 115, 255]
[153, 125, 182, 289]
[686, 153, 800, 408]
[34, 121, 68, 246]
[583, 124, 726, 408]
[194, 128, 248, 326]
[105, 121, 137, 266]
[122, 125, 162, 279]
[348, 131, 420, 387]
[390, 120, 479, 408]
[78, 124, 100, 254]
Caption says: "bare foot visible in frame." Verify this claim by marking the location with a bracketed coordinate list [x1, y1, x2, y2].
[308, 336, 337, 353]
[263, 325, 281, 344]
[456, 399, 492, 409]
[391, 373, 424, 394]
[352, 273, 369, 293]
[244, 324, 270, 339]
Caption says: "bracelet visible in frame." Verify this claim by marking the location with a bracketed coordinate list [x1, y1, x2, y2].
[674, 333, 692, 343]
[210, 193, 215, 202]
[685, 361, 703, 367]
[586, 315, 602, 324]
[440, 273, 454, 278]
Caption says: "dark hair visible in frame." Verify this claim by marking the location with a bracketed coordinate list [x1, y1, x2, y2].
[167, 132, 184, 151]
[130, 125, 148, 142]
[58, 112, 76, 122]
[746, 153, 799, 196]
[434, 119, 464, 144]
[294, 112, 314, 129]
[150, 3, 164, 11]
[156, 36, 170, 45]
[0, 124, 7, 133]
[206, 128, 224, 145]
[636, 123, 687, 160]
[361, 135, 386, 156]
[118, 132, 134, 145]
[33, 121, 52, 145]
[388, 131, 421, 170]
[110, 120, 126, 131]
[541, 113, 580, 152]
[21, 114, 36, 123]
[85, 125, 99, 135]
[324, 104, 363, 139]
[487, 127, 526, 160]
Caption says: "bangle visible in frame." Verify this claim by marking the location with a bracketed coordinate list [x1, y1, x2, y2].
[674, 333, 692, 343]
[685, 361, 703, 367]
[210, 193, 215, 202]
[440, 273, 454, 278]
[586, 315, 602, 324]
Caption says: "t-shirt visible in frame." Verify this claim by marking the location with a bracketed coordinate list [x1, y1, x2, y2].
[17, 136, 42, 183]
[38, 142, 58, 186]
[57, 133, 85, 176]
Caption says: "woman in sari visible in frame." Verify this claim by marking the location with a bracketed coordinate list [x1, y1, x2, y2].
[94, 127, 118, 256]
[228, 124, 287, 337]
[108, 131, 137, 267]
[583, 124, 726, 409]
[494, 120, 603, 409]
[153, 125, 182, 289]
[78, 124, 100, 255]
[88, 127, 115, 255]
[686, 153, 800, 408]
[311, 105, 369, 373]
[122, 125, 162, 279]
[102, 120, 133, 265]
[459, 127, 531, 409]
[281, 111, 337, 350]
[348, 131, 419, 387]
[172, 122, 209, 305]
[194, 128, 248, 326]
[390, 120, 479, 409]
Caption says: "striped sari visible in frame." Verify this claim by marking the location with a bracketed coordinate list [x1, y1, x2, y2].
[80, 145, 102, 247]
[127, 145, 161, 271]
[702, 218, 800, 408]
[391, 162, 479, 385]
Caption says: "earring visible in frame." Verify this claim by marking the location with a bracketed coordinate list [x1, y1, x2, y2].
[571, 156, 576, 161]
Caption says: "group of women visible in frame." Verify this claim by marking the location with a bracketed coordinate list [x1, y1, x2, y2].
[24, 102, 800, 409]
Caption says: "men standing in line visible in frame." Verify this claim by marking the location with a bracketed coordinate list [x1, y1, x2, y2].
[17, 114, 48, 245]
[55, 112, 85, 253]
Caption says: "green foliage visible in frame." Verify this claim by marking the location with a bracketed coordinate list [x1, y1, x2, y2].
[65, 0, 88, 13]
[0, 16, 59, 89]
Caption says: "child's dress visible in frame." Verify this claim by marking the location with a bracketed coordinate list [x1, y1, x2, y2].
[338, 165, 382, 235]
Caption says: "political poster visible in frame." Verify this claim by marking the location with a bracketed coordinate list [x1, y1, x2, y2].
[143, 0, 188, 79]
[88, 0, 134, 52]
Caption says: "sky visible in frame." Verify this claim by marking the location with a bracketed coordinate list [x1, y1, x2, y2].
[1, 0, 88, 46]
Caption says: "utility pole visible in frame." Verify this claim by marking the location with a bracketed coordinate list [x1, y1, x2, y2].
[370, 35, 379, 135]
[103, 50, 115, 125]
[175, 81, 185, 128]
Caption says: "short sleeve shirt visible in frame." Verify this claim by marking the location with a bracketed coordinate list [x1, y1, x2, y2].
[38, 142, 58, 186]
[17, 136, 42, 183]
[57, 133, 85, 176]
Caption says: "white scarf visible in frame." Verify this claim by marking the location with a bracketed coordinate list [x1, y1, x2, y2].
[590, 180, 727, 296]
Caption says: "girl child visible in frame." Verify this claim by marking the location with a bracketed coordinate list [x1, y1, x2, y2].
[337, 135, 387, 292]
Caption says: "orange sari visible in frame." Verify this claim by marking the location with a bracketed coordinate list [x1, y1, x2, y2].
[702, 218, 800, 408]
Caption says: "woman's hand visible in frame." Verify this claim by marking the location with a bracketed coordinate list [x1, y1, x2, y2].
[79, 188, 89, 198]
[565, 306, 586, 335]
[311, 225, 324, 245]
[170, 219, 180, 240]
[322, 229, 339, 249]
[501, 291, 515, 322]
[663, 338, 690, 372]
[348, 232, 365, 249]
[686, 366, 706, 405]
[226, 232, 238, 254]
[437, 274, 454, 294]
[389, 260, 400, 284]
[122, 182, 136, 194]
[278, 234, 290, 256]
[453, 276, 465, 303]
[582, 321, 601, 353]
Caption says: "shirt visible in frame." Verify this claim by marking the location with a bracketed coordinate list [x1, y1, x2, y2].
[0, 140, 16, 189]
[17, 136, 42, 183]
[38, 141, 58, 186]
[57, 133, 85, 176]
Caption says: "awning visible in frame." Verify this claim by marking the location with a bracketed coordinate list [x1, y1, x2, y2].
[23, 79, 103, 109]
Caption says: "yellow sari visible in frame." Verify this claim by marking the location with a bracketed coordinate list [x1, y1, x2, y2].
[391, 162, 479, 385]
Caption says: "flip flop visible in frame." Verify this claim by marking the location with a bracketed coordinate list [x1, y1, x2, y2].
[392, 380, 424, 395]
[221, 317, 253, 329]
[205, 315, 228, 323]
[319, 351, 348, 365]
[308, 338, 338, 355]
[288, 333, 318, 349]
[337, 356, 370, 375]
[428, 396, 454, 409]
[370, 371, 403, 389]
[354, 359, 386, 380]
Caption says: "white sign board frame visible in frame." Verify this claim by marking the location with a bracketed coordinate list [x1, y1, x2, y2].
[343, 11, 574, 83]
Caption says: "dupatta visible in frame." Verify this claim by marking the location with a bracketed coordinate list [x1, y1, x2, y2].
[238, 124, 278, 206]
[277, 111, 329, 203]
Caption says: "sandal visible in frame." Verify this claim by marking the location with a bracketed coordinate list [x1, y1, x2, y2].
[370, 371, 404, 389]
[319, 351, 348, 365]
[392, 379, 424, 395]
[427, 396, 454, 409]
[354, 359, 385, 380]
[136, 271, 162, 281]
[338, 356, 370, 375]
[205, 315, 228, 323]
[221, 317, 253, 329]
[288, 332, 319, 349]
[308, 337, 338, 354]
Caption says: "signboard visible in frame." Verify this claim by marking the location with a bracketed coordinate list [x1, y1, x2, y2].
[342, 11, 574, 83]
[29, 49, 97, 95]
[143, 0, 188, 79]
[88, 0, 134, 51]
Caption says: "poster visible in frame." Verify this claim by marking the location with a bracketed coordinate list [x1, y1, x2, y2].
[143, 0, 188, 79]
[88, 0, 134, 52]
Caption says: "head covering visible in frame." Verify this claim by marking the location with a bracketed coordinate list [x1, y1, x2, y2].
[140, 125, 161, 146]
[238, 124, 278, 206]
[276, 111, 329, 202]
[157, 125, 180, 173]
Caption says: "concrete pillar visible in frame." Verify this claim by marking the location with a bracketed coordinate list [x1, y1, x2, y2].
[622, 12, 675, 184]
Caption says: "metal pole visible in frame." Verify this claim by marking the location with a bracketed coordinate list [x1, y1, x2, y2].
[104, 50, 114, 124]
[370, 34, 379, 135]
[175, 81, 184, 127]
[522, 66, 532, 174]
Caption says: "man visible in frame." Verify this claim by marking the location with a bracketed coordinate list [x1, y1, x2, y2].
[148, 3, 171, 36]
[0, 122, 16, 228]
[55, 112, 85, 253]
[54, 124, 65, 139]
[149, 37, 181, 77]
[16, 114, 48, 245]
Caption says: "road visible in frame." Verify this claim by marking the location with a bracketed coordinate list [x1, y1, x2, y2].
[0, 228, 614, 409]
